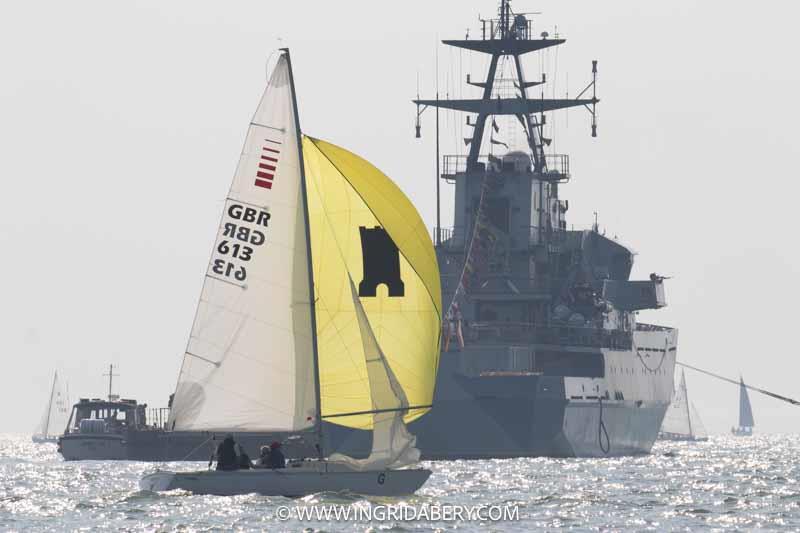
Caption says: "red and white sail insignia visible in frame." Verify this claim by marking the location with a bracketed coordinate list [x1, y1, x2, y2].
[255, 138, 282, 189]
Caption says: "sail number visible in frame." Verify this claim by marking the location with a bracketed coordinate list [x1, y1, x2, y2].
[212, 203, 271, 283]
[217, 240, 253, 261]
[212, 259, 246, 280]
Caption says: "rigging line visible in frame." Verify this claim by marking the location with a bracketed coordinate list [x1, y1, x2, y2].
[322, 405, 432, 419]
[598, 397, 610, 454]
[636, 348, 667, 373]
[173, 433, 215, 463]
[552, 42, 559, 155]
[677, 361, 800, 407]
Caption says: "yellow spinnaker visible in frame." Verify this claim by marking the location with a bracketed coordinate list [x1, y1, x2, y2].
[303, 136, 441, 429]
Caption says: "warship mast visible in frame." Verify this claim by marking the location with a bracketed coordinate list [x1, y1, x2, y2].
[414, 0, 599, 316]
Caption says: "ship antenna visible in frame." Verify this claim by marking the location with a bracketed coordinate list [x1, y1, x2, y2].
[103, 364, 119, 401]
[435, 38, 441, 247]
[592, 60, 598, 136]
[575, 60, 600, 137]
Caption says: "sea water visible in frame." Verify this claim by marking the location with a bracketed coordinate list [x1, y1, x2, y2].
[2, 434, 800, 531]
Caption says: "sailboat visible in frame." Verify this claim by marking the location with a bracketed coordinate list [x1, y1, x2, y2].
[32, 371, 69, 444]
[731, 376, 754, 436]
[658, 370, 708, 442]
[140, 49, 442, 497]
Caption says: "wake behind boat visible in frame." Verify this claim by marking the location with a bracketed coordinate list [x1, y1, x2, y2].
[140, 49, 442, 497]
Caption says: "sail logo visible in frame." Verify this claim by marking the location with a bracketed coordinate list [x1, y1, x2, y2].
[255, 138, 281, 189]
[358, 226, 404, 297]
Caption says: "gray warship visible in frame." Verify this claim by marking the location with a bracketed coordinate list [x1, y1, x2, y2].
[325, 0, 677, 458]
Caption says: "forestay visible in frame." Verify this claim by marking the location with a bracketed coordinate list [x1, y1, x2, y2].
[303, 137, 442, 430]
[168, 55, 317, 432]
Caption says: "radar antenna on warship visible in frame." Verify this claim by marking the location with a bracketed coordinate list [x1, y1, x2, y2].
[324, 0, 678, 458]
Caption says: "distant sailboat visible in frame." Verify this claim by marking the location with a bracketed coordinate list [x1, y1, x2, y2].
[731, 376, 754, 436]
[659, 370, 708, 442]
[32, 371, 69, 444]
[140, 49, 441, 497]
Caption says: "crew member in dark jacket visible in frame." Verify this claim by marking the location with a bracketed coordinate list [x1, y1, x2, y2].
[268, 441, 286, 469]
[215, 434, 239, 471]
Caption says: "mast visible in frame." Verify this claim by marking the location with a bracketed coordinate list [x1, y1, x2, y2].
[282, 48, 325, 459]
[103, 364, 118, 401]
[682, 370, 693, 437]
[43, 371, 57, 437]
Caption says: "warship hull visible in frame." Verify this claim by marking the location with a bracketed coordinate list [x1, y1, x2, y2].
[325, 328, 676, 459]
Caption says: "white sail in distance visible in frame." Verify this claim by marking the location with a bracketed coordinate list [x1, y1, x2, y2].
[661, 370, 691, 437]
[168, 54, 317, 432]
[35, 372, 70, 439]
[689, 403, 708, 440]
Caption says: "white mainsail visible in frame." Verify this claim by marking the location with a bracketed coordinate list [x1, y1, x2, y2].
[34, 371, 69, 439]
[661, 370, 691, 436]
[689, 402, 708, 440]
[168, 55, 317, 432]
[661, 370, 708, 440]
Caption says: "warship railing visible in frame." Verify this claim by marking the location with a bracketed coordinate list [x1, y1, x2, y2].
[528, 227, 570, 246]
[440, 273, 566, 293]
[442, 153, 570, 181]
[467, 321, 632, 350]
[435, 225, 572, 250]
[146, 407, 170, 430]
[433, 226, 467, 250]
[542, 154, 570, 181]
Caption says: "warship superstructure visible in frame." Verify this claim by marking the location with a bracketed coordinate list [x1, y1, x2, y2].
[326, 0, 677, 458]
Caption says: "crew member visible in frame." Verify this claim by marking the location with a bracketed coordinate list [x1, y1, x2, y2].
[268, 441, 286, 469]
[253, 445, 272, 468]
[214, 434, 239, 471]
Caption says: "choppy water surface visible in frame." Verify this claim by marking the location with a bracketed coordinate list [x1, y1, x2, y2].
[2, 434, 800, 531]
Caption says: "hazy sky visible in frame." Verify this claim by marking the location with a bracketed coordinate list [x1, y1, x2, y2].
[2, 0, 799, 434]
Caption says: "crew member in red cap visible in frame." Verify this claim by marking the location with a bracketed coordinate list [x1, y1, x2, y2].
[268, 441, 286, 469]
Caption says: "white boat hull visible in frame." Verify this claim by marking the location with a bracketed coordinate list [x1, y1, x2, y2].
[140, 462, 431, 497]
